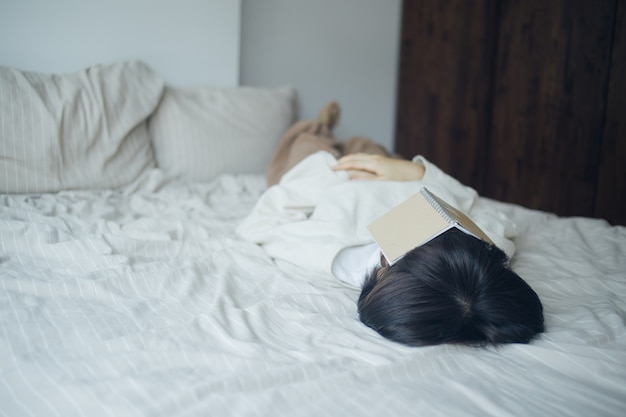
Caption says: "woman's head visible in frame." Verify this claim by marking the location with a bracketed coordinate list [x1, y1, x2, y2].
[357, 228, 544, 347]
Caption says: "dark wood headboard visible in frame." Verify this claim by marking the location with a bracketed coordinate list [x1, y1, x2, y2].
[394, 0, 625, 225]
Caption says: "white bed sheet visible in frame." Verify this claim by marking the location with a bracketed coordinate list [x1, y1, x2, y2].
[1, 170, 625, 417]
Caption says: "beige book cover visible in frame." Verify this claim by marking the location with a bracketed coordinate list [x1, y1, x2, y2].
[367, 187, 493, 264]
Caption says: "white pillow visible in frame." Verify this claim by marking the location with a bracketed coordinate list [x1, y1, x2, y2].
[148, 85, 296, 181]
[0, 61, 164, 193]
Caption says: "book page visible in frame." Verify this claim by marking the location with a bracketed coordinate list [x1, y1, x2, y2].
[367, 192, 451, 263]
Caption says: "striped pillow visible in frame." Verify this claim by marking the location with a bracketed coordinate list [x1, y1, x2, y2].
[148, 85, 296, 181]
[0, 61, 164, 193]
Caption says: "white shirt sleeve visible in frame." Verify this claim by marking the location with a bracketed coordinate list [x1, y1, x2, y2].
[331, 243, 381, 288]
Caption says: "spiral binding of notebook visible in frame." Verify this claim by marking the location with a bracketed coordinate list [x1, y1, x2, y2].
[419, 187, 455, 225]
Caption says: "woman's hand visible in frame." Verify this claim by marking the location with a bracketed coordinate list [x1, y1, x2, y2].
[332, 153, 425, 181]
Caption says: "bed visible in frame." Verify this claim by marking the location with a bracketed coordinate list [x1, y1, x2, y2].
[1, 61, 625, 417]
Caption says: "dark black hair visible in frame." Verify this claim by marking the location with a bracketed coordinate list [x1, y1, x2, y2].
[357, 228, 544, 347]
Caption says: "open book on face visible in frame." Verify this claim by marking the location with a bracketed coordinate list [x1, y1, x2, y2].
[367, 187, 494, 265]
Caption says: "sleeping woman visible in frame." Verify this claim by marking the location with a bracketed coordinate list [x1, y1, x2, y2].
[237, 101, 544, 347]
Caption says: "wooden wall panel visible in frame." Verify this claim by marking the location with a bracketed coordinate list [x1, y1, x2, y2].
[395, 0, 498, 187]
[595, 0, 626, 225]
[486, 0, 615, 217]
[394, 0, 625, 224]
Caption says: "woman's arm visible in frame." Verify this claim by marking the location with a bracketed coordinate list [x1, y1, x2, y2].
[332, 153, 425, 181]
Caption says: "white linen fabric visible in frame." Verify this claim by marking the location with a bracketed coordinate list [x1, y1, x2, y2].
[1, 169, 625, 417]
[148, 85, 296, 181]
[0, 61, 164, 193]
[237, 151, 517, 286]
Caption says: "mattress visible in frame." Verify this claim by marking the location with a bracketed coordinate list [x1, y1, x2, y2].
[1, 169, 625, 417]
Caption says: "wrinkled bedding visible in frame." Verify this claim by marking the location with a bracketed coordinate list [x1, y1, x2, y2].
[1, 169, 625, 417]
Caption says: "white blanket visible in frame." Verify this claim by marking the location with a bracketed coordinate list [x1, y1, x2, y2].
[1, 169, 625, 417]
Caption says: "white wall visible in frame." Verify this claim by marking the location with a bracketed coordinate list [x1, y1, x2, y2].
[240, 0, 402, 152]
[0, 0, 240, 87]
[0, 0, 402, 151]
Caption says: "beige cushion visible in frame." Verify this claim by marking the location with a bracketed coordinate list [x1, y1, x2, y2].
[0, 61, 164, 193]
[148, 85, 296, 181]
